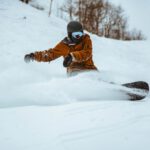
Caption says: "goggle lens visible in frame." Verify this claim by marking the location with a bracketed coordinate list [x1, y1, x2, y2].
[72, 32, 83, 39]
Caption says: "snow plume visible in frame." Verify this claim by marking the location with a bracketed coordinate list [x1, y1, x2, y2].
[0, 71, 130, 108]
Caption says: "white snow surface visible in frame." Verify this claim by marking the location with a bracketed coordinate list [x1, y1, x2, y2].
[0, 0, 150, 150]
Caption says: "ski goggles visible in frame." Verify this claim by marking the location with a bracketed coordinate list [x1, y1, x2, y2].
[72, 31, 83, 39]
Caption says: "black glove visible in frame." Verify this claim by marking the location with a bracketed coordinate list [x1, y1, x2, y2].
[63, 54, 72, 67]
[24, 53, 35, 63]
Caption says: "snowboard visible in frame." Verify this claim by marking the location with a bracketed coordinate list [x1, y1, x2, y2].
[121, 81, 149, 101]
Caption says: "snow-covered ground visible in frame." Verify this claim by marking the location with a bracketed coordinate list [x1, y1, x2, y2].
[0, 0, 150, 150]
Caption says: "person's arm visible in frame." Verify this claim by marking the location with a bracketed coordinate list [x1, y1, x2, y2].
[24, 41, 69, 63]
[34, 41, 69, 62]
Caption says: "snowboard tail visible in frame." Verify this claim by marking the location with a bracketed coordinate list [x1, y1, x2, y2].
[122, 81, 149, 101]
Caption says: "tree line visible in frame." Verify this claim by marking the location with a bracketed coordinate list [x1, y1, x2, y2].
[20, 0, 145, 40]
[61, 0, 145, 40]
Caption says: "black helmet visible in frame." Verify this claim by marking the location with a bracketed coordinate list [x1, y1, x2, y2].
[67, 21, 83, 44]
[67, 21, 83, 33]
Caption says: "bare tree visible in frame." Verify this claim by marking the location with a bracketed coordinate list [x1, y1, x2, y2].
[60, 0, 75, 20]
[74, 0, 105, 35]
[49, 0, 53, 17]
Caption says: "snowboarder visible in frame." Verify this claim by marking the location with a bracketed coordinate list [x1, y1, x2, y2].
[24, 21, 98, 76]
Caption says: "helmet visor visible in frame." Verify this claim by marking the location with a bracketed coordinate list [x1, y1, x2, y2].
[72, 32, 83, 39]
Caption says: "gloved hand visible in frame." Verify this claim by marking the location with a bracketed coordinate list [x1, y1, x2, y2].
[63, 54, 72, 67]
[24, 53, 35, 63]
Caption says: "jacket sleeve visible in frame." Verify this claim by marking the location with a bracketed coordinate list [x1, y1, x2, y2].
[34, 41, 69, 62]
[71, 35, 92, 62]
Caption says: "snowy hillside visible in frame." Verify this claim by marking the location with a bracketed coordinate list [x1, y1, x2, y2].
[0, 0, 150, 150]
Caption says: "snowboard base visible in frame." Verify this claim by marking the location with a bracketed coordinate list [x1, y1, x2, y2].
[122, 81, 149, 101]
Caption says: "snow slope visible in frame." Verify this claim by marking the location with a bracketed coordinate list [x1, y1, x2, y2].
[0, 0, 150, 150]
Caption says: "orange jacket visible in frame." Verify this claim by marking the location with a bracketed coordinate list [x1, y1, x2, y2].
[34, 34, 98, 74]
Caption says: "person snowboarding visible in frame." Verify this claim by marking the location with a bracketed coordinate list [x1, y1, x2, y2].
[24, 21, 149, 100]
[24, 21, 98, 76]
